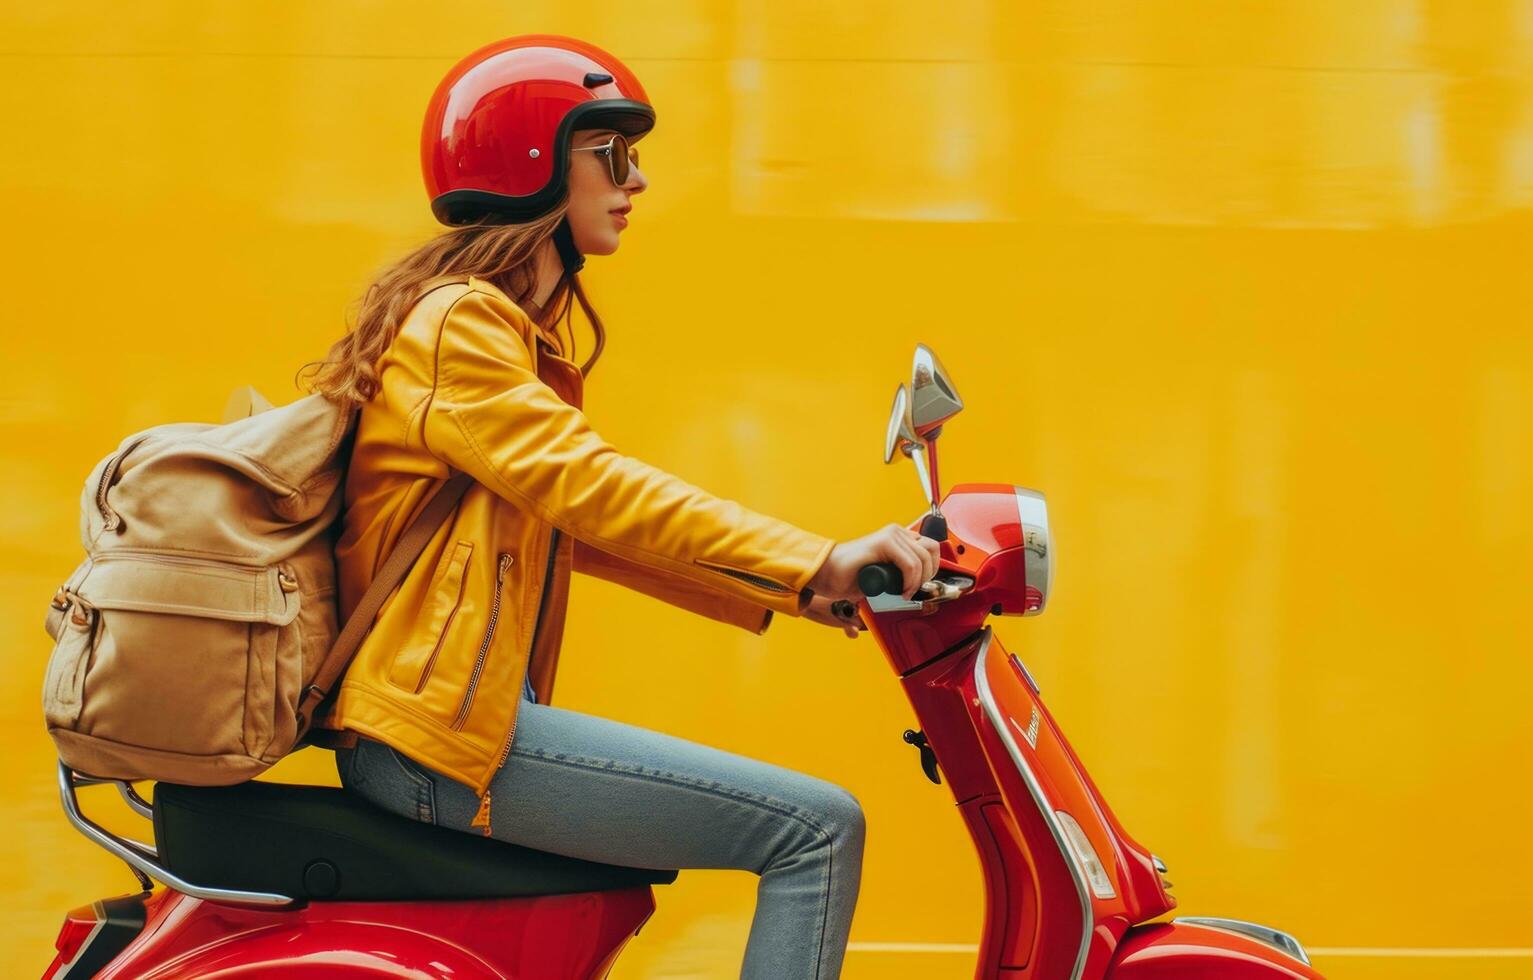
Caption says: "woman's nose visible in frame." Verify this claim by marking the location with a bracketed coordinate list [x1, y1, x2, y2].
[625, 164, 648, 194]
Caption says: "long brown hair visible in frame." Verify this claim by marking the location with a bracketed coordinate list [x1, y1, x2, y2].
[295, 201, 606, 406]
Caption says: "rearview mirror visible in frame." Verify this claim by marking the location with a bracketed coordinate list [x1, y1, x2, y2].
[909, 345, 963, 438]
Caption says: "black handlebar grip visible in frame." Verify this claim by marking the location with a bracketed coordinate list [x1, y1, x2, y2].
[857, 562, 905, 597]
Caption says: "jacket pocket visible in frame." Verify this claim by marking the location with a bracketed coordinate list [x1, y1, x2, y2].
[387, 539, 473, 693]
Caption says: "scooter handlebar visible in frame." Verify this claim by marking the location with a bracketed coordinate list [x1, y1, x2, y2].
[857, 562, 905, 597]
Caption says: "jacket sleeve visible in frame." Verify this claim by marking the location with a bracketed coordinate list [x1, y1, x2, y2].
[420, 287, 836, 617]
[572, 536, 774, 634]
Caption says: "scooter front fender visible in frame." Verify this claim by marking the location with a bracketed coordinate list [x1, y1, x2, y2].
[1106, 919, 1324, 979]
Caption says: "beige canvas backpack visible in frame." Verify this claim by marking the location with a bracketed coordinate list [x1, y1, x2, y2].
[42, 386, 471, 786]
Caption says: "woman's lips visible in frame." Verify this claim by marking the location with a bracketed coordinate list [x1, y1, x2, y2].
[611, 211, 629, 227]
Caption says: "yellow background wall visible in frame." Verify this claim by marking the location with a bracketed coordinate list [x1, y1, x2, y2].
[3, 4, 1531, 977]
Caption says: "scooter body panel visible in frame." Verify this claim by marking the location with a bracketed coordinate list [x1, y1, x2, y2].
[900, 633, 1096, 978]
[73, 885, 655, 979]
[1108, 921, 1325, 979]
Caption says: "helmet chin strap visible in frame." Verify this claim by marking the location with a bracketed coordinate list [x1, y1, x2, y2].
[552, 216, 586, 275]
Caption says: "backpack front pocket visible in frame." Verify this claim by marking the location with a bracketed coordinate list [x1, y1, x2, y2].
[52, 551, 303, 761]
[388, 539, 474, 693]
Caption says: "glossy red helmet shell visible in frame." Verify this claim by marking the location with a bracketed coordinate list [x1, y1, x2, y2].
[422, 35, 655, 226]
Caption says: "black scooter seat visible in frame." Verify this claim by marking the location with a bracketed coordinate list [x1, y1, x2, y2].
[153, 780, 678, 902]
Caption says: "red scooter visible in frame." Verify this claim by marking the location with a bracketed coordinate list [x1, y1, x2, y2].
[43, 344, 1323, 979]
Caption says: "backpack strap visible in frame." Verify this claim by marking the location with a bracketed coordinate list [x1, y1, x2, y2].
[295, 470, 476, 746]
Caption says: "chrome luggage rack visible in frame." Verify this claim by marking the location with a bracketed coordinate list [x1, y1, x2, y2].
[58, 760, 299, 908]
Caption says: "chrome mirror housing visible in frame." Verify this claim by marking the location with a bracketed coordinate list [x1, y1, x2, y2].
[909, 345, 963, 438]
[900, 345, 960, 515]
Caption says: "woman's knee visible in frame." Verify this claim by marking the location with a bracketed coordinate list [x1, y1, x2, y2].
[816, 783, 867, 854]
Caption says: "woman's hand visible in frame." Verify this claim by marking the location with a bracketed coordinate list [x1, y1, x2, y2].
[803, 594, 866, 638]
[806, 524, 942, 602]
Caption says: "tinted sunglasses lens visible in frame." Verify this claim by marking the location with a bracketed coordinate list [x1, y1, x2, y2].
[610, 134, 630, 184]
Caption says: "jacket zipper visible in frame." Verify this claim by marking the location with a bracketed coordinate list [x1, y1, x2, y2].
[471, 526, 561, 837]
[693, 558, 795, 593]
[451, 551, 512, 731]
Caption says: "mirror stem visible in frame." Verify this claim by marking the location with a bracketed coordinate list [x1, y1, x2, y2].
[914, 438, 947, 541]
[926, 438, 942, 507]
[907, 442, 935, 508]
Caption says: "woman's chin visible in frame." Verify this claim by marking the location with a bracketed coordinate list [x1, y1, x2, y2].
[570, 220, 622, 254]
[574, 231, 621, 256]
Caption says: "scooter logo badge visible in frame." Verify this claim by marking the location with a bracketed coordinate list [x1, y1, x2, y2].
[1011, 707, 1041, 749]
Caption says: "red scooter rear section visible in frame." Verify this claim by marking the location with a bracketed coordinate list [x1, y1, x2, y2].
[45, 887, 657, 979]
[42, 766, 673, 979]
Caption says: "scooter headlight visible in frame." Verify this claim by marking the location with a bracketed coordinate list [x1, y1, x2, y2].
[1015, 488, 1051, 615]
[1055, 810, 1116, 900]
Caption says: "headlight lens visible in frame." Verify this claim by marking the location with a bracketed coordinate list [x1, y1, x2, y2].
[1015, 487, 1051, 615]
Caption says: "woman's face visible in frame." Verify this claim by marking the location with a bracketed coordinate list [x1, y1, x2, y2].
[565, 127, 648, 256]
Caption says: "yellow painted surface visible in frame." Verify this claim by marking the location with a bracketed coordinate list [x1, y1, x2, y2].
[3, 3, 1531, 977]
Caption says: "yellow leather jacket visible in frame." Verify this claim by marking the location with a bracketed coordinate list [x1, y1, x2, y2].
[312, 274, 835, 834]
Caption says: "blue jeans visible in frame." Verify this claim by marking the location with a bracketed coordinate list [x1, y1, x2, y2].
[333, 698, 866, 979]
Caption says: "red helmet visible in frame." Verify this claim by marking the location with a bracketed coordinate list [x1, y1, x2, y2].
[421, 34, 655, 226]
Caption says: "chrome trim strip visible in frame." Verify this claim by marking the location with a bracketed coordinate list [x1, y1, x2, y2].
[59, 762, 297, 908]
[971, 627, 1091, 980]
[1173, 916, 1312, 966]
[1008, 652, 1041, 694]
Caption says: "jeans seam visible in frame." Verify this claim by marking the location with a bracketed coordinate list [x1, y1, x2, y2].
[513, 748, 834, 977]
[815, 829, 832, 980]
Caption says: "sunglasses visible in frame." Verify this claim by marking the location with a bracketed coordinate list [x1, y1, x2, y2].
[570, 133, 640, 186]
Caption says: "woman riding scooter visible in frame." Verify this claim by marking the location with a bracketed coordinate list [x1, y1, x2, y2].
[296, 34, 940, 979]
